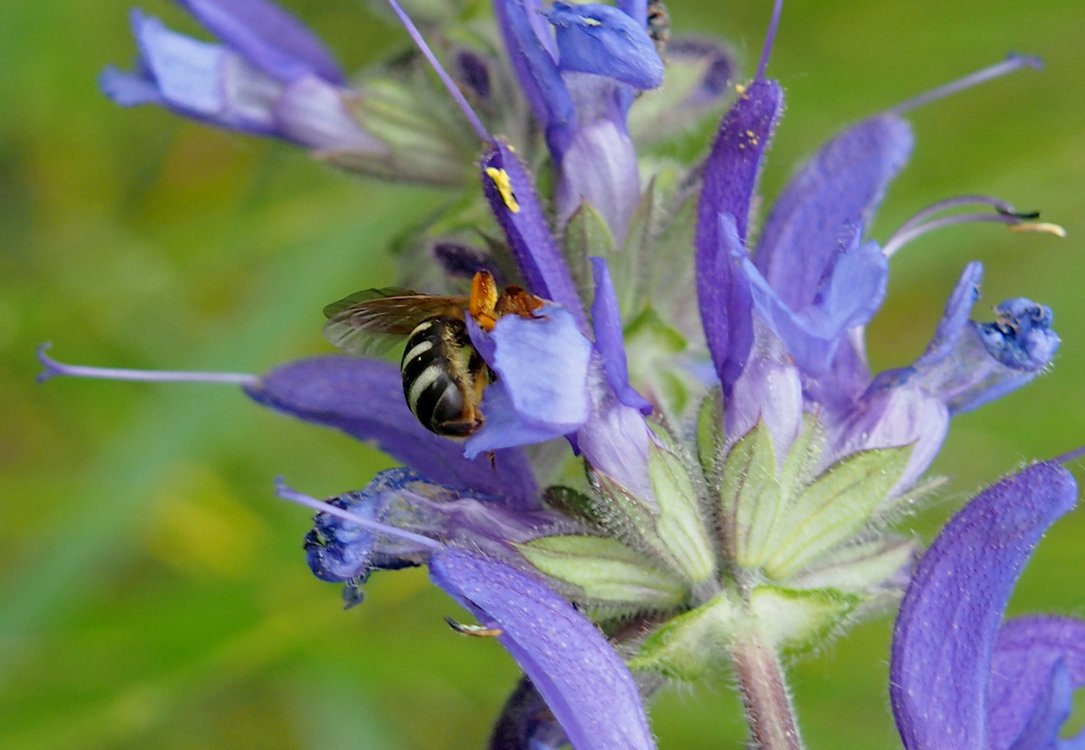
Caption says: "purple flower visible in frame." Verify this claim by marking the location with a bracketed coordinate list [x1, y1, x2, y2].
[890, 460, 1083, 750]
[46, 1, 1074, 746]
[101, 1, 381, 152]
[696, 49, 1061, 487]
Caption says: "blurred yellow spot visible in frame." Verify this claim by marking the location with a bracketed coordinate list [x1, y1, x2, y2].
[146, 463, 268, 578]
[1009, 222, 1067, 238]
[485, 167, 521, 213]
[736, 83, 746, 95]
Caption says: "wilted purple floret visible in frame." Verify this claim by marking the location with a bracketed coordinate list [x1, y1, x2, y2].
[305, 468, 568, 588]
[889, 462, 1082, 750]
[101, 0, 382, 152]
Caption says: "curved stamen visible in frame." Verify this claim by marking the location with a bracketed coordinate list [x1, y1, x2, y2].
[756, 0, 785, 81]
[894, 195, 1034, 237]
[883, 211, 1065, 258]
[36, 343, 259, 387]
[890, 53, 1043, 115]
[275, 478, 444, 551]
[384, 0, 491, 143]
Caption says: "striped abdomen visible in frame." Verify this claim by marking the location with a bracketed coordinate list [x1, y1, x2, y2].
[400, 317, 488, 437]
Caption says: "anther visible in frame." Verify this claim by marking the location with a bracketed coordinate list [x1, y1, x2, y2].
[883, 196, 1066, 258]
[445, 616, 503, 637]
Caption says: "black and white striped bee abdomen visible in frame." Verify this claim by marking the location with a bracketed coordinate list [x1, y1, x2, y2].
[400, 317, 488, 437]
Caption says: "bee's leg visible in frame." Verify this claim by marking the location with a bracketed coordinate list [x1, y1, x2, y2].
[488, 451, 497, 472]
[468, 270, 499, 330]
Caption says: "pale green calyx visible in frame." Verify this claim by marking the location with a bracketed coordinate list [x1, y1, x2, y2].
[630, 584, 858, 680]
[716, 413, 913, 582]
[516, 534, 689, 612]
[525, 405, 928, 687]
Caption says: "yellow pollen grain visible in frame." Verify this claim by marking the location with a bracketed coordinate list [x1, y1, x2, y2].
[485, 167, 521, 213]
[736, 83, 746, 94]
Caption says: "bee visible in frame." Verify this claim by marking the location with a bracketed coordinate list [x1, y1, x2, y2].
[323, 270, 544, 437]
[647, 0, 670, 60]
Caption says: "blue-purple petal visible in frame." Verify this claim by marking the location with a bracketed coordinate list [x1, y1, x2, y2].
[913, 261, 983, 371]
[494, 0, 576, 155]
[1002, 660, 1072, 750]
[244, 356, 538, 509]
[554, 74, 641, 240]
[274, 76, 385, 151]
[740, 233, 887, 376]
[464, 306, 593, 457]
[696, 79, 781, 388]
[125, 11, 281, 134]
[890, 462, 1078, 750]
[177, 0, 345, 84]
[990, 616, 1085, 750]
[99, 65, 164, 106]
[548, 3, 663, 90]
[481, 141, 588, 330]
[697, 213, 753, 392]
[430, 549, 656, 750]
[463, 381, 571, 457]
[697, 78, 782, 243]
[725, 331, 803, 453]
[576, 384, 653, 501]
[590, 257, 652, 414]
[755, 114, 913, 310]
[825, 380, 948, 494]
[613, 0, 647, 25]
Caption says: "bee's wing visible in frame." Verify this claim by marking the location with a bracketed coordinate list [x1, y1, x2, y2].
[322, 288, 469, 358]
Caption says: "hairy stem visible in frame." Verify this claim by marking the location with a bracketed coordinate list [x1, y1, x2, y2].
[731, 630, 803, 750]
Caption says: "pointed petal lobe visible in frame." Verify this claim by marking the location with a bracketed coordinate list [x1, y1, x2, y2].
[177, 0, 345, 83]
[548, 2, 663, 90]
[890, 462, 1078, 750]
[590, 257, 652, 414]
[989, 616, 1085, 750]
[431, 549, 656, 750]
[756, 114, 913, 310]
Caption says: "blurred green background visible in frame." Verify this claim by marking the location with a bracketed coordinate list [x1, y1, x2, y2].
[2, 0, 1083, 748]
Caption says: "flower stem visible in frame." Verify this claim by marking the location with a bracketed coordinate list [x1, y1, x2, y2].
[731, 630, 804, 750]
